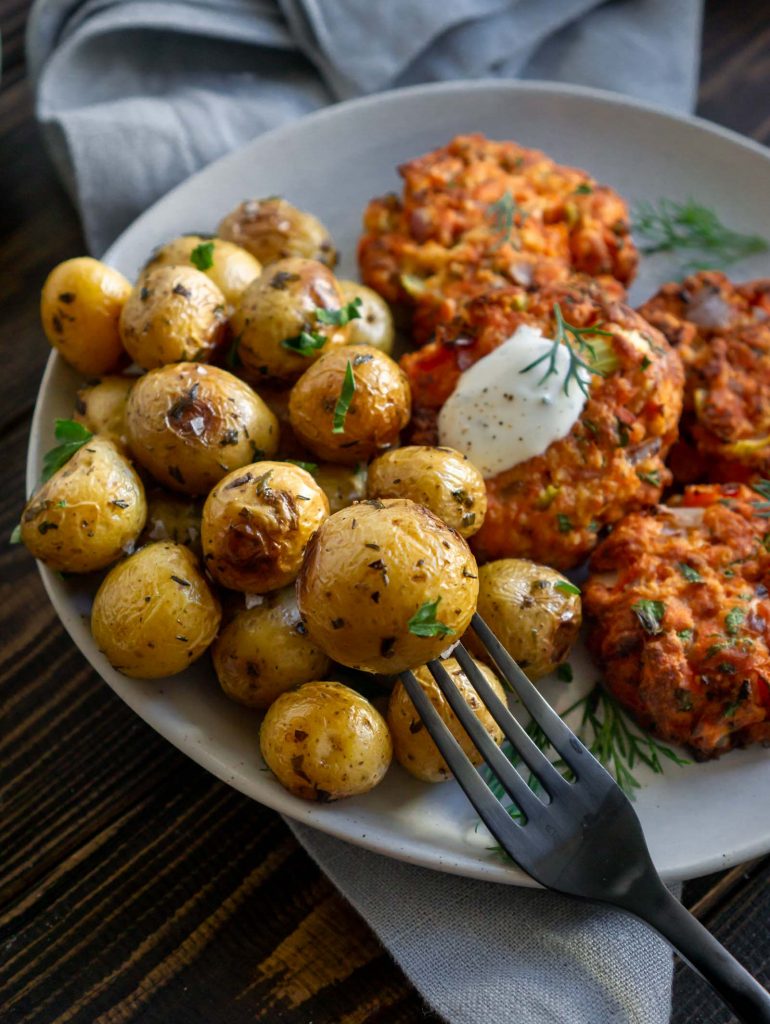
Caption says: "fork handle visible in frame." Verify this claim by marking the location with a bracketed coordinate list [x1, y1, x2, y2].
[626, 882, 770, 1022]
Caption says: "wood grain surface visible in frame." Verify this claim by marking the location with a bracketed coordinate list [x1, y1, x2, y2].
[1, 2, 769, 1021]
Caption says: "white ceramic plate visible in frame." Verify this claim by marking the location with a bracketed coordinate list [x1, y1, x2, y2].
[29, 81, 770, 886]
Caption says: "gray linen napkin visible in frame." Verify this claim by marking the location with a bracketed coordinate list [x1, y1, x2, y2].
[27, 2, 700, 1020]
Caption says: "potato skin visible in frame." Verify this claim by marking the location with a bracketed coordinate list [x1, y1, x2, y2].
[259, 681, 392, 801]
[467, 559, 582, 679]
[140, 488, 202, 554]
[212, 588, 330, 709]
[218, 197, 336, 267]
[142, 235, 261, 308]
[297, 498, 479, 674]
[339, 280, 395, 354]
[41, 257, 131, 375]
[74, 375, 134, 447]
[232, 258, 348, 382]
[120, 266, 228, 369]
[202, 461, 329, 592]
[289, 346, 411, 465]
[314, 462, 368, 514]
[367, 446, 486, 538]
[125, 362, 279, 494]
[388, 658, 505, 781]
[20, 436, 146, 573]
[91, 541, 221, 678]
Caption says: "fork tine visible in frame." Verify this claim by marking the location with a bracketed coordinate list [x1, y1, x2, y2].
[426, 659, 549, 821]
[451, 643, 571, 797]
[471, 613, 612, 783]
[399, 670, 535, 859]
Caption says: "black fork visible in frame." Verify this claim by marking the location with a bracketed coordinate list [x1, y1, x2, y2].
[400, 613, 770, 1023]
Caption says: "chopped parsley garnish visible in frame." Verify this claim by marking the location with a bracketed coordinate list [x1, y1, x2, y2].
[42, 419, 93, 482]
[676, 562, 703, 583]
[554, 580, 580, 596]
[315, 296, 362, 326]
[407, 597, 455, 638]
[574, 183, 593, 195]
[725, 607, 745, 636]
[190, 240, 215, 271]
[281, 330, 327, 356]
[556, 662, 573, 682]
[751, 479, 770, 517]
[637, 469, 661, 486]
[556, 514, 573, 534]
[332, 360, 356, 434]
[520, 303, 615, 399]
[632, 599, 665, 635]
[677, 629, 694, 643]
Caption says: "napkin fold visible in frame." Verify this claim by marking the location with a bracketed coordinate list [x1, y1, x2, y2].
[28, 1, 702, 1020]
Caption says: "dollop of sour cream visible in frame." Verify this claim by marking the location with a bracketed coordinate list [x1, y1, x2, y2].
[437, 324, 589, 478]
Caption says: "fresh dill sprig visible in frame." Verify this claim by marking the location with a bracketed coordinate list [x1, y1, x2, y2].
[750, 479, 770, 518]
[487, 191, 526, 250]
[519, 303, 614, 398]
[632, 198, 768, 271]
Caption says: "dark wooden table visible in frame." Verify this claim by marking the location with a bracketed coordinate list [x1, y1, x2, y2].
[1, 3, 769, 1021]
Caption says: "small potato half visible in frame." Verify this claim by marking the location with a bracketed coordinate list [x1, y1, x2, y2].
[218, 197, 336, 267]
[126, 363, 279, 494]
[91, 541, 221, 678]
[467, 559, 582, 680]
[41, 257, 131, 375]
[289, 346, 411, 465]
[338, 280, 395, 354]
[202, 461, 329, 593]
[367, 446, 487, 538]
[120, 266, 228, 369]
[260, 681, 392, 801]
[73, 375, 134, 448]
[212, 588, 330, 709]
[297, 498, 479, 674]
[388, 658, 506, 782]
[232, 258, 349, 382]
[20, 435, 146, 573]
[142, 235, 261, 308]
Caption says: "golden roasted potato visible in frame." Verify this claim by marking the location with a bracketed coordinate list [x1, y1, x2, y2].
[202, 461, 329, 592]
[218, 197, 336, 267]
[212, 588, 330, 709]
[142, 235, 261, 308]
[91, 541, 221, 678]
[314, 462, 368, 514]
[367, 446, 487, 538]
[467, 559, 582, 680]
[288, 346, 411, 465]
[119, 265, 228, 369]
[40, 257, 131, 375]
[140, 488, 202, 553]
[388, 657, 506, 782]
[339, 280, 395, 354]
[297, 498, 478, 674]
[125, 362, 279, 494]
[259, 681, 392, 801]
[20, 435, 146, 573]
[73, 375, 134, 447]
[231, 258, 349, 382]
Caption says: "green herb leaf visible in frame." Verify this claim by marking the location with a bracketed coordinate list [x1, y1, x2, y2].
[676, 562, 703, 583]
[285, 460, 318, 475]
[574, 183, 593, 195]
[332, 360, 356, 434]
[281, 330, 327, 356]
[556, 514, 573, 534]
[42, 419, 93, 482]
[190, 240, 215, 272]
[407, 597, 455, 638]
[677, 628, 694, 643]
[10, 523, 22, 544]
[725, 607, 745, 636]
[315, 297, 362, 326]
[637, 469, 661, 487]
[556, 662, 573, 682]
[487, 191, 526, 249]
[751, 479, 770, 518]
[632, 599, 665, 634]
[555, 580, 580, 596]
[519, 303, 616, 399]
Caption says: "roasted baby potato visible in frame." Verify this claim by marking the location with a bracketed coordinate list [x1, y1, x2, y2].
[467, 559, 582, 680]
[20, 435, 146, 573]
[338, 280, 395, 354]
[231, 258, 349, 382]
[218, 197, 336, 267]
[314, 462, 368, 514]
[140, 488, 202, 553]
[388, 657, 506, 781]
[119, 266, 228, 368]
[367, 446, 486, 538]
[125, 362, 279, 494]
[288, 346, 411, 464]
[212, 588, 330, 709]
[41, 257, 131, 375]
[91, 540, 221, 678]
[142, 234, 262, 308]
[297, 498, 479, 674]
[260, 681, 392, 801]
[202, 461, 329, 592]
[73, 375, 134, 447]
